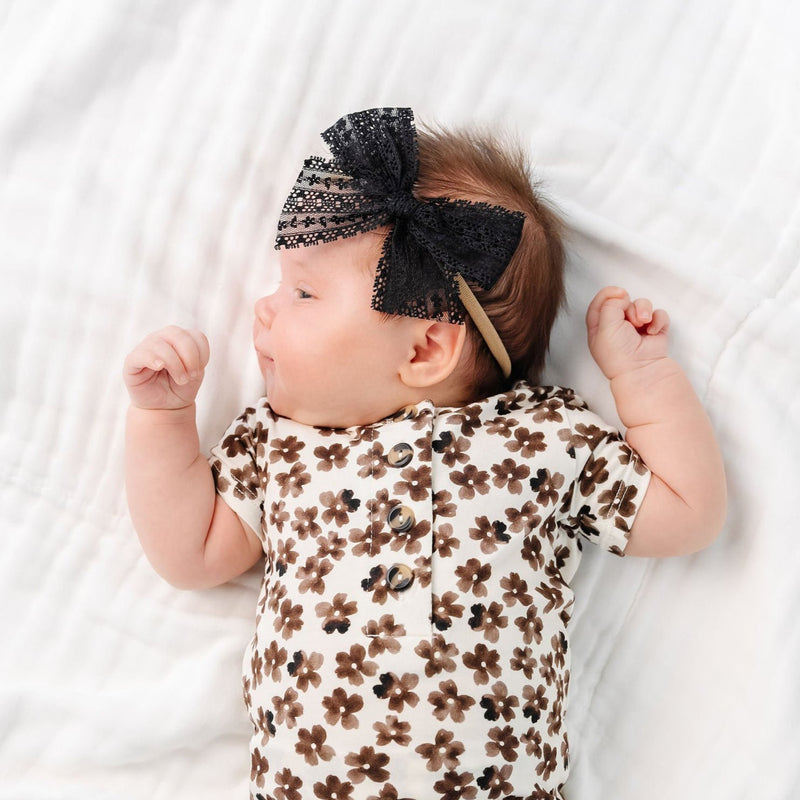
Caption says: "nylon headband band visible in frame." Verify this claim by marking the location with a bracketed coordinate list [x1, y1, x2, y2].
[455, 274, 512, 379]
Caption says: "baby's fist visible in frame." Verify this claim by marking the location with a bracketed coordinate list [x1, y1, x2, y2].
[586, 287, 670, 380]
[123, 326, 210, 410]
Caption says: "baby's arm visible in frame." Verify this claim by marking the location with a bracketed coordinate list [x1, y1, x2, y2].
[123, 327, 263, 589]
[586, 287, 727, 557]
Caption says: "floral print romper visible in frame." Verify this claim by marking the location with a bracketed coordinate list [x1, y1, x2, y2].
[209, 382, 651, 800]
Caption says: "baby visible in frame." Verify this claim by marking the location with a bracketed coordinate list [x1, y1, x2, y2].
[124, 108, 726, 800]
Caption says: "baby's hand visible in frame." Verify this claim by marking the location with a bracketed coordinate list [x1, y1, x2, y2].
[586, 287, 670, 380]
[123, 326, 210, 410]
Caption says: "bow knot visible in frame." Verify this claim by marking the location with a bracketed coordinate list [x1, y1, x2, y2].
[384, 191, 420, 220]
[275, 107, 524, 324]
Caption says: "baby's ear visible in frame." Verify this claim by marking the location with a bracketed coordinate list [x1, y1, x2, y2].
[399, 320, 467, 389]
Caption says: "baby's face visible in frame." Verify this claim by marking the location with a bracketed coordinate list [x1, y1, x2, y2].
[253, 234, 418, 428]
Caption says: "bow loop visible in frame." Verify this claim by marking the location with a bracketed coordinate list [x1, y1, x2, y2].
[275, 107, 524, 324]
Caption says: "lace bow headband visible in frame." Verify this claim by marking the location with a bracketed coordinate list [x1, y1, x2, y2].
[274, 107, 523, 377]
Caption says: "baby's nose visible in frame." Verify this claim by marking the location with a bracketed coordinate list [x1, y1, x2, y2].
[254, 294, 275, 326]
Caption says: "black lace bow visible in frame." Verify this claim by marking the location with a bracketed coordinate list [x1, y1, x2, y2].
[275, 107, 524, 323]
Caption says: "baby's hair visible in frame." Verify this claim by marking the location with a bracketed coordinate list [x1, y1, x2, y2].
[415, 124, 566, 397]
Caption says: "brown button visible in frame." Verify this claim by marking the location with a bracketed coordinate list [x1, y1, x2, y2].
[387, 505, 415, 533]
[386, 563, 414, 591]
[386, 443, 413, 468]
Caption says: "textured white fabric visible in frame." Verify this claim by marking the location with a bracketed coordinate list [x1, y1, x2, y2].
[1, 1, 798, 798]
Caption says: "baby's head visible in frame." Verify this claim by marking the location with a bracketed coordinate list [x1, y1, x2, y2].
[263, 108, 565, 427]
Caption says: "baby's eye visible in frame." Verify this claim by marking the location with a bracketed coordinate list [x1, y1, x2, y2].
[295, 287, 314, 300]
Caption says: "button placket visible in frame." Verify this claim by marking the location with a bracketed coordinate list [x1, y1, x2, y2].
[370, 406, 433, 634]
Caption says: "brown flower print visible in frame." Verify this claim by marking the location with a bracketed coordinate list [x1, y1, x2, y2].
[485, 724, 519, 761]
[467, 601, 508, 643]
[273, 766, 303, 800]
[255, 705, 276, 742]
[415, 729, 465, 771]
[372, 672, 420, 712]
[509, 646, 538, 679]
[274, 597, 303, 640]
[476, 764, 514, 799]
[314, 442, 350, 472]
[431, 591, 465, 631]
[536, 742, 558, 781]
[357, 443, 388, 479]
[454, 558, 492, 597]
[484, 415, 519, 438]
[230, 463, 260, 501]
[313, 776, 355, 799]
[434, 523, 460, 557]
[490, 457, 530, 494]
[349, 525, 391, 558]
[501, 572, 533, 606]
[269, 501, 290, 534]
[262, 640, 288, 682]
[316, 530, 347, 561]
[321, 687, 364, 729]
[529, 397, 565, 424]
[320, 489, 361, 526]
[505, 426, 546, 458]
[547, 698, 564, 737]
[393, 464, 431, 502]
[522, 683, 549, 723]
[450, 464, 490, 500]
[468, 517, 510, 554]
[365, 488, 396, 520]
[514, 605, 544, 645]
[270, 435, 305, 464]
[427, 679, 476, 722]
[521, 726, 543, 758]
[414, 634, 458, 677]
[598, 481, 639, 518]
[461, 643, 501, 685]
[363, 615, 406, 658]
[530, 468, 565, 507]
[315, 592, 358, 634]
[432, 431, 471, 467]
[334, 643, 378, 686]
[272, 687, 303, 728]
[432, 770, 477, 800]
[373, 714, 411, 747]
[345, 746, 391, 784]
[479, 681, 519, 722]
[294, 724, 335, 766]
[251, 745, 269, 788]
[287, 650, 323, 692]
[296, 556, 333, 595]
[505, 501, 541, 534]
[432, 489, 457, 519]
[221, 424, 252, 458]
[276, 462, 311, 498]
[291, 506, 321, 540]
[579, 454, 609, 496]
[558, 422, 607, 452]
[274, 535, 297, 575]
[446, 403, 483, 436]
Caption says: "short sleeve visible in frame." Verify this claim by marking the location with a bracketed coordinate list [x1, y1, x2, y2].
[208, 401, 269, 542]
[559, 402, 652, 556]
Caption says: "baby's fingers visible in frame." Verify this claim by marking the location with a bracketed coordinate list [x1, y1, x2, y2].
[585, 286, 629, 334]
[125, 327, 208, 386]
[626, 298, 653, 329]
[646, 308, 670, 336]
